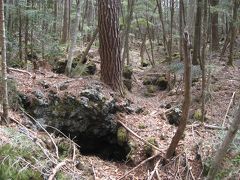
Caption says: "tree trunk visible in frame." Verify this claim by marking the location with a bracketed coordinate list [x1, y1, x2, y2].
[24, 0, 30, 66]
[227, 0, 239, 66]
[201, 0, 208, 122]
[65, 1, 81, 76]
[179, 0, 184, 61]
[98, 0, 124, 95]
[210, 0, 219, 51]
[79, 28, 98, 64]
[53, 0, 58, 34]
[166, 31, 192, 159]
[61, 0, 69, 43]
[192, 0, 202, 65]
[122, 0, 135, 66]
[207, 103, 240, 179]
[156, 0, 168, 59]
[0, 0, 9, 124]
[18, 6, 23, 62]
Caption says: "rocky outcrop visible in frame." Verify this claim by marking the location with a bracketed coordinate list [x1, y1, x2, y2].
[19, 86, 131, 161]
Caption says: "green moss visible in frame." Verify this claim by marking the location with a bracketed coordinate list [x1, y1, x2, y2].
[0, 144, 42, 180]
[117, 127, 128, 146]
[138, 123, 147, 129]
[123, 66, 133, 79]
[143, 77, 153, 85]
[194, 109, 203, 121]
[141, 60, 149, 67]
[147, 85, 157, 94]
[58, 140, 71, 159]
[144, 137, 157, 157]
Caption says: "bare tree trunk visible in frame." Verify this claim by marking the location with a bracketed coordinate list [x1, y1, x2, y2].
[156, 0, 168, 58]
[53, 0, 58, 34]
[18, 6, 23, 62]
[179, 0, 184, 61]
[24, 0, 30, 66]
[207, 103, 240, 179]
[192, 0, 202, 65]
[201, 0, 208, 122]
[227, 0, 239, 66]
[79, 27, 98, 65]
[210, 0, 219, 51]
[122, 0, 135, 66]
[0, 0, 9, 124]
[166, 31, 192, 159]
[65, 1, 81, 76]
[98, 0, 124, 95]
[61, 0, 69, 43]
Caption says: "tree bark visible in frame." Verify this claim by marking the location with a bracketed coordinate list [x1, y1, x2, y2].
[122, 0, 135, 66]
[201, 0, 208, 122]
[61, 0, 70, 43]
[166, 31, 192, 159]
[98, 0, 124, 95]
[53, 0, 58, 34]
[207, 103, 240, 179]
[192, 0, 202, 65]
[79, 28, 98, 64]
[0, 0, 9, 124]
[210, 0, 219, 51]
[65, 1, 81, 76]
[227, 0, 239, 66]
[18, 6, 23, 62]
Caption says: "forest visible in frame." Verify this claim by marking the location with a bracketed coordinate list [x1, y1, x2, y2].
[0, 0, 240, 179]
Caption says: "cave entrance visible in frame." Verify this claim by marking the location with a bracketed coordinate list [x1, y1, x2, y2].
[59, 129, 131, 162]
[76, 135, 131, 162]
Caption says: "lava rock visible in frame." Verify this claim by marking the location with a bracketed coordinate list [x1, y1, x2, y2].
[166, 107, 182, 126]
[19, 86, 133, 161]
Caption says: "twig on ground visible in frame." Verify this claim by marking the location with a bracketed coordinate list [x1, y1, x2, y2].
[19, 107, 59, 159]
[117, 153, 161, 180]
[48, 160, 67, 180]
[188, 123, 228, 130]
[117, 120, 163, 153]
[148, 159, 161, 180]
[90, 160, 97, 180]
[184, 151, 195, 180]
[8, 67, 32, 77]
[46, 125, 81, 149]
[222, 92, 235, 127]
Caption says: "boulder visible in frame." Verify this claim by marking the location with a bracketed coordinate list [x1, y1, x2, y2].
[19, 86, 131, 161]
[166, 107, 182, 126]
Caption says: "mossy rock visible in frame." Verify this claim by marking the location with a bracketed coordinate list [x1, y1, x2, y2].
[138, 123, 147, 129]
[144, 137, 157, 157]
[194, 109, 203, 121]
[156, 76, 168, 90]
[172, 53, 180, 59]
[123, 66, 133, 79]
[117, 127, 128, 146]
[86, 62, 97, 75]
[123, 78, 132, 91]
[147, 85, 158, 94]
[141, 61, 149, 67]
[143, 77, 156, 85]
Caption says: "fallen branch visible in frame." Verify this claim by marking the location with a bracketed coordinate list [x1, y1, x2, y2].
[187, 123, 228, 130]
[222, 92, 235, 127]
[148, 159, 161, 180]
[8, 67, 32, 77]
[118, 153, 161, 180]
[117, 120, 163, 153]
[48, 160, 67, 180]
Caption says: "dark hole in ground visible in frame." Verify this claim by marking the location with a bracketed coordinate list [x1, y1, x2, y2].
[60, 130, 131, 162]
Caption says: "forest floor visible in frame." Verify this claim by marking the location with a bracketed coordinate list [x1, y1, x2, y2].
[1, 39, 240, 180]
